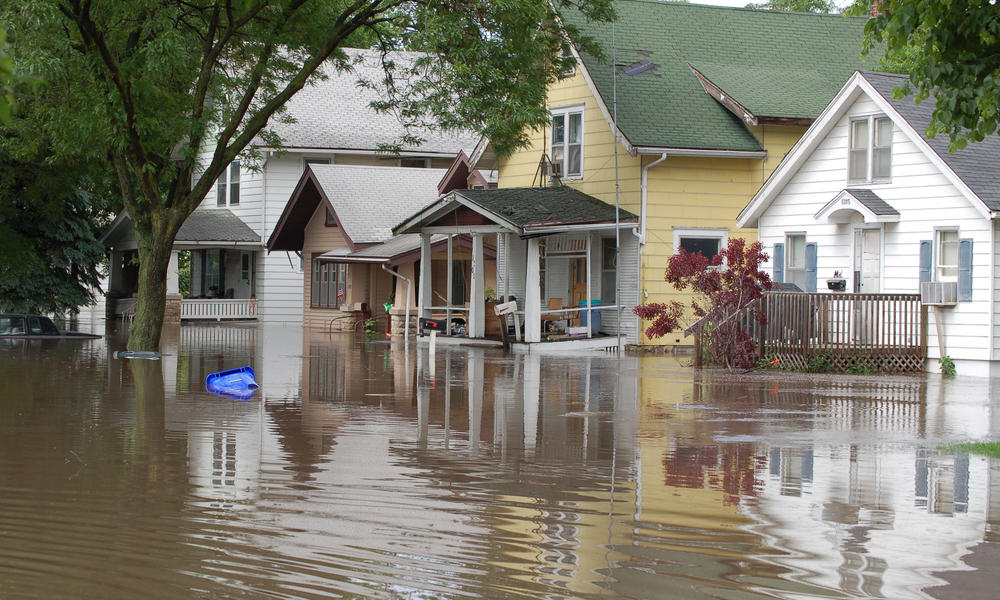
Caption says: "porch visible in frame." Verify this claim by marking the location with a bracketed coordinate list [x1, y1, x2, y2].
[393, 186, 640, 348]
[100, 209, 264, 323]
[689, 292, 927, 372]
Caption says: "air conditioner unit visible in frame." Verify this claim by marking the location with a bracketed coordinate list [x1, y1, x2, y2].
[547, 161, 562, 179]
[920, 281, 958, 306]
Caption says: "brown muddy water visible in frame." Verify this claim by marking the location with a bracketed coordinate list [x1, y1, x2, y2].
[1, 320, 998, 600]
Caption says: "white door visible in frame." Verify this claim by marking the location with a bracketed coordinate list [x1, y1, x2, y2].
[854, 228, 881, 293]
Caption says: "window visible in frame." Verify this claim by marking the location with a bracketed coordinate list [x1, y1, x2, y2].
[216, 160, 241, 206]
[241, 253, 250, 281]
[785, 233, 807, 289]
[550, 107, 583, 178]
[325, 209, 337, 227]
[400, 157, 428, 168]
[311, 259, 346, 308]
[849, 115, 892, 183]
[936, 229, 959, 281]
[673, 228, 727, 265]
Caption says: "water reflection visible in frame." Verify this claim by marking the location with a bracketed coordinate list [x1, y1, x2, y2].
[0, 324, 998, 599]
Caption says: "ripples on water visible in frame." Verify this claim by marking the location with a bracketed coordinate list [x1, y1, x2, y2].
[0, 320, 998, 599]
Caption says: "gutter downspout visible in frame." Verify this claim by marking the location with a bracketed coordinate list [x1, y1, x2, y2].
[381, 264, 412, 345]
[639, 152, 668, 244]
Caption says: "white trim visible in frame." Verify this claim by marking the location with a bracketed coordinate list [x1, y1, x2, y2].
[549, 105, 585, 180]
[672, 227, 729, 261]
[738, 71, 992, 228]
[524, 223, 637, 236]
[635, 146, 767, 159]
[814, 189, 900, 224]
[421, 225, 508, 234]
[254, 146, 459, 157]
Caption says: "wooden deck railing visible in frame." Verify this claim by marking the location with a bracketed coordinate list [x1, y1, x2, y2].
[181, 298, 258, 321]
[688, 292, 927, 372]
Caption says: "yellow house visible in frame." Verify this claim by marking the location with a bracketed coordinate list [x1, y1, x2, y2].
[477, 2, 875, 346]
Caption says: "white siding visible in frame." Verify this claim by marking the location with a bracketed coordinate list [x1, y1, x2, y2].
[758, 94, 993, 363]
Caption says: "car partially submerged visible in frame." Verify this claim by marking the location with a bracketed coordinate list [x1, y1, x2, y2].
[0, 314, 101, 340]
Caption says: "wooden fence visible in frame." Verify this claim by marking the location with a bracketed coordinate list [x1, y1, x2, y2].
[691, 292, 927, 372]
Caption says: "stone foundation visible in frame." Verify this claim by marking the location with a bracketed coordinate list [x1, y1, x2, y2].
[164, 294, 182, 325]
[389, 308, 418, 336]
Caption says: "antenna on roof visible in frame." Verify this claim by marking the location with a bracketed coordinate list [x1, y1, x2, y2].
[613, 21, 622, 356]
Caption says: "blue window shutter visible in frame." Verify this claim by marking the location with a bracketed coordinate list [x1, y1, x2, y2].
[918, 240, 932, 284]
[805, 242, 818, 292]
[773, 243, 784, 284]
[958, 238, 973, 301]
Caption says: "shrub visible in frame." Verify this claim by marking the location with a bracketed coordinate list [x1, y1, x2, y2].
[939, 355, 957, 376]
[633, 238, 772, 370]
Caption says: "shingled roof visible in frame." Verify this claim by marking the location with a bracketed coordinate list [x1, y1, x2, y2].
[394, 186, 637, 236]
[262, 49, 478, 155]
[564, 1, 876, 152]
[862, 71, 1000, 212]
[268, 164, 446, 252]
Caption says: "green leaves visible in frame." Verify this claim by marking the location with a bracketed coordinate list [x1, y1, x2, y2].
[856, 0, 1000, 151]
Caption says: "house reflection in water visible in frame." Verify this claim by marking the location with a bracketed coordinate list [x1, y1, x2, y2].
[117, 323, 1000, 598]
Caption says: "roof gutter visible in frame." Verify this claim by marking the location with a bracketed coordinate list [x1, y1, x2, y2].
[640, 153, 668, 244]
[635, 147, 767, 159]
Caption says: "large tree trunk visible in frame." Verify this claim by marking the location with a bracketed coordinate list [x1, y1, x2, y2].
[127, 224, 176, 352]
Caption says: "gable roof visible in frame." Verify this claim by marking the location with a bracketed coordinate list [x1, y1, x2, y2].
[394, 186, 637, 236]
[267, 164, 446, 252]
[738, 71, 999, 227]
[863, 71, 1000, 211]
[564, 1, 875, 153]
[261, 49, 478, 155]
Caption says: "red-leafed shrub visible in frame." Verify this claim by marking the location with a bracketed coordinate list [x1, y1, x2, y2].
[634, 238, 772, 369]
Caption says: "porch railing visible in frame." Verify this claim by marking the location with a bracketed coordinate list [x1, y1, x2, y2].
[687, 292, 927, 372]
[181, 298, 257, 321]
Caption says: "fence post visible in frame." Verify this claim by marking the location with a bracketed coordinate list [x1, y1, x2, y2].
[758, 295, 767, 361]
[693, 327, 703, 369]
[920, 303, 928, 359]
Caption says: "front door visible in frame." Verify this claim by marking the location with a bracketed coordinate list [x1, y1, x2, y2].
[853, 228, 881, 293]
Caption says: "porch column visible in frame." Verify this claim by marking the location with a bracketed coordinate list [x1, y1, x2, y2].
[165, 250, 182, 324]
[470, 233, 486, 338]
[167, 251, 180, 295]
[446, 235, 453, 333]
[525, 238, 542, 343]
[418, 233, 432, 322]
[586, 235, 593, 338]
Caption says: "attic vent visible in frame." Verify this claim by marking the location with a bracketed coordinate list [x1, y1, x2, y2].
[622, 60, 656, 76]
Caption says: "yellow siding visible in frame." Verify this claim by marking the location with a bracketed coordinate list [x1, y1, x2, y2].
[498, 65, 807, 345]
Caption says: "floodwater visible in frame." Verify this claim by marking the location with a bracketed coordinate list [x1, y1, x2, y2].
[1, 319, 998, 600]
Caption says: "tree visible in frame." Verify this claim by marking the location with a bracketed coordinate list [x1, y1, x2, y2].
[746, 0, 839, 13]
[851, 0, 1000, 151]
[3, 0, 614, 351]
[633, 238, 772, 370]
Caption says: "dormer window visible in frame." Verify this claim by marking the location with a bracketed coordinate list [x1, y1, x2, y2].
[550, 106, 583, 179]
[849, 115, 892, 183]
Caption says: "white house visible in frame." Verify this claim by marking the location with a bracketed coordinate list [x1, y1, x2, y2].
[101, 49, 476, 323]
[738, 71, 1000, 377]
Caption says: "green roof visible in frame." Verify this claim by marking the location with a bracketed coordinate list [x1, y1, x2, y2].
[565, 1, 878, 151]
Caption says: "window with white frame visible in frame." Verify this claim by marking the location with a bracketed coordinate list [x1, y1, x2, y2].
[936, 229, 959, 281]
[550, 107, 583, 178]
[848, 115, 892, 183]
[785, 233, 807, 289]
[216, 160, 241, 206]
[673, 228, 727, 264]
[601, 238, 617, 304]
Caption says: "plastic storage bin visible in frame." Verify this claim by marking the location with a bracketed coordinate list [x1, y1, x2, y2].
[578, 299, 602, 332]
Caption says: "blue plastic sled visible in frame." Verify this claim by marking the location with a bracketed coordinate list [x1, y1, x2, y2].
[206, 366, 260, 401]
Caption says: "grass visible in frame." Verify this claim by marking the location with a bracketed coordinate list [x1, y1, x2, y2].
[943, 442, 1000, 458]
